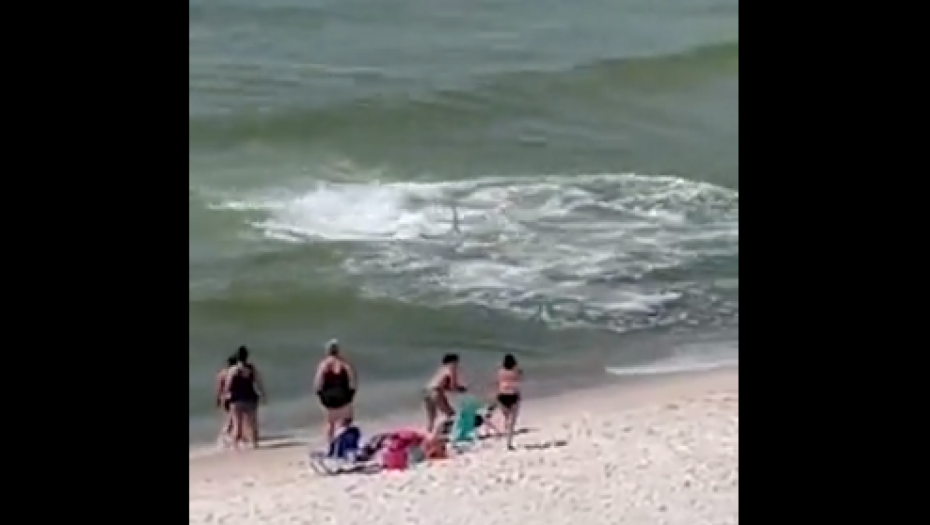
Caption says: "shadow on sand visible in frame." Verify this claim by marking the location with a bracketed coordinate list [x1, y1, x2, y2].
[520, 439, 569, 450]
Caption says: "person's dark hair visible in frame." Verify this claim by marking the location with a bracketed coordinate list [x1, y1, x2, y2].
[441, 353, 460, 365]
[226, 355, 238, 367]
[502, 354, 517, 370]
[236, 346, 250, 363]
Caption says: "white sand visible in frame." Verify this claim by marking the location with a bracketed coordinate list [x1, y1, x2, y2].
[189, 370, 738, 525]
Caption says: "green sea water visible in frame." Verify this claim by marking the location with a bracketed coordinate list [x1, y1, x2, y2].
[189, 0, 739, 442]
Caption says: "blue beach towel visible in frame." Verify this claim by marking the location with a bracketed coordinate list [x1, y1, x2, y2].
[309, 426, 370, 476]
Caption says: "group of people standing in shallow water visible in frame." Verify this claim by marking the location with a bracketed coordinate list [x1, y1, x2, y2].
[214, 339, 524, 450]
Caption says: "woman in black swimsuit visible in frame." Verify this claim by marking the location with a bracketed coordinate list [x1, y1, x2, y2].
[313, 340, 357, 442]
[226, 346, 265, 449]
[495, 353, 523, 450]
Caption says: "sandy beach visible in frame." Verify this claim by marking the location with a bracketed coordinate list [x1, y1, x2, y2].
[189, 369, 738, 525]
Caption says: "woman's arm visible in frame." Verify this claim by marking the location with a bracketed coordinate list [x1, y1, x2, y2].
[450, 368, 467, 392]
[346, 362, 357, 391]
[252, 365, 266, 400]
[313, 361, 326, 392]
[214, 372, 226, 406]
[221, 367, 236, 398]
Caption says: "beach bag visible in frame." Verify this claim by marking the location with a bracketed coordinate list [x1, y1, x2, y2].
[382, 437, 409, 470]
[381, 430, 426, 470]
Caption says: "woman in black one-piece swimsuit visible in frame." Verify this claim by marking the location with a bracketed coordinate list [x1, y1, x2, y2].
[227, 346, 264, 449]
[314, 340, 357, 442]
[318, 367, 355, 410]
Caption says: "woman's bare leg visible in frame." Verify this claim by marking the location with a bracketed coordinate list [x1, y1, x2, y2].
[324, 410, 336, 442]
[423, 396, 438, 433]
[239, 408, 252, 448]
[230, 405, 244, 450]
[218, 408, 232, 446]
[326, 404, 353, 441]
[246, 405, 259, 448]
[434, 391, 457, 434]
[505, 403, 520, 450]
[436, 391, 455, 418]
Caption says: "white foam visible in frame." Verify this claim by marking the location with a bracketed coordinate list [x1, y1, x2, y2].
[606, 357, 738, 377]
[210, 171, 739, 331]
[606, 340, 739, 377]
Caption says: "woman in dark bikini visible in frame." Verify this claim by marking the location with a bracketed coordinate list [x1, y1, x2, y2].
[313, 339, 357, 442]
[495, 353, 523, 450]
[226, 346, 265, 449]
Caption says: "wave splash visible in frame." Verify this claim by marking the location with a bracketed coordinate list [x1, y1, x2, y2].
[208, 170, 739, 333]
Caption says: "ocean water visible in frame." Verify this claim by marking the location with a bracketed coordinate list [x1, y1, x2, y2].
[189, 0, 739, 442]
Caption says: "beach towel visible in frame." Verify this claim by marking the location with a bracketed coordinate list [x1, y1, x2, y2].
[357, 432, 391, 462]
[309, 426, 377, 475]
[438, 406, 490, 438]
[329, 426, 361, 460]
[450, 396, 482, 445]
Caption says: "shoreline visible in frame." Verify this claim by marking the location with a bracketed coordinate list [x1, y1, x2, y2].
[189, 330, 739, 446]
[190, 367, 738, 525]
[189, 362, 737, 459]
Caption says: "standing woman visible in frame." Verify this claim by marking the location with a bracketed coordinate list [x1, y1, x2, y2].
[495, 354, 523, 450]
[314, 339, 357, 442]
[226, 346, 265, 449]
[214, 355, 238, 446]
